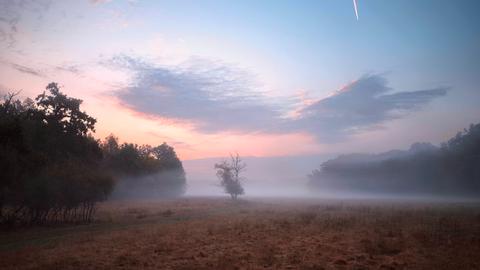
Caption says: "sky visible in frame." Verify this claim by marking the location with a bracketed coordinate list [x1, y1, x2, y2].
[1, 0, 479, 161]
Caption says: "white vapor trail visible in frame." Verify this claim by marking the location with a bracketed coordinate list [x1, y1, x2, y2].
[353, 0, 359, 20]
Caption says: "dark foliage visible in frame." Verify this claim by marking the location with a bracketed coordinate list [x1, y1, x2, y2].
[0, 83, 112, 226]
[309, 123, 480, 197]
[0, 83, 186, 227]
[101, 135, 186, 198]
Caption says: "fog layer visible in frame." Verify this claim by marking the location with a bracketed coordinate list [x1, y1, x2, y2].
[183, 123, 480, 199]
[183, 155, 334, 197]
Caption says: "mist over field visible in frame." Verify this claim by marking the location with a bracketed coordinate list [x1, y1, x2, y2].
[183, 155, 334, 197]
[2, 0, 480, 269]
[183, 131, 480, 200]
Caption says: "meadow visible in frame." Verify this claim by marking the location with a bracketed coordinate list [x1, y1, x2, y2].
[1, 197, 480, 270]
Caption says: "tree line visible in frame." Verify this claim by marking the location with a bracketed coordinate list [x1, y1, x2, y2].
[0, 83, 186, 227]
[309, 123, 480, 197]
[102, 134, 186, 199]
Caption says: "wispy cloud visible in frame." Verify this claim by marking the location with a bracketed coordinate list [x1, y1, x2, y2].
[0, 0, 51, 48]
[108, 55, 283, 133]
[90, 0, 112, 5]
[4, 61, 45, 77]
[106, 55, 447, 142]
[89, 0, 137, 5]
[290, 75, 448, 141]
[55, 63, 81, 74]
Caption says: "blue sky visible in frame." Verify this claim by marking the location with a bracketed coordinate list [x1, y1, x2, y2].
[1, 0, 479, 159]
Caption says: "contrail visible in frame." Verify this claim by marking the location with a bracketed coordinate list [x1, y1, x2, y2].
[353, 0, 359, 20]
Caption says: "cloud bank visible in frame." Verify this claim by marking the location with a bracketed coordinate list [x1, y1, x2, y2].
[109, 55, 283, 133]
[291, 75, 448, 141]
[108, 55, 447, 142]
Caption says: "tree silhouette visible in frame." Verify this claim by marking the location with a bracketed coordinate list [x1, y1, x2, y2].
[1, 83, 188, 226]
[101, 137, 186, 198]
[35, 82, 96, 136]
[0, 83, 115, 226]
[215, 153, 246, 199]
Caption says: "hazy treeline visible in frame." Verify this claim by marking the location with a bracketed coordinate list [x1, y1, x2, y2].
[309, 123, 480, 197]
[102, 134, 186, 199]
[0, 83, 185, 227]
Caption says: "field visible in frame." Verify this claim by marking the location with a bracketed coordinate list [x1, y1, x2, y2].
[1, 197, 480, 270]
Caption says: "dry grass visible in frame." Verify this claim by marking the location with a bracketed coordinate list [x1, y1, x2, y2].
[1, 197, 480, 269]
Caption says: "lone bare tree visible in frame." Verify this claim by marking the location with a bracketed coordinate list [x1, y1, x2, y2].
[214, 153, 246, 199]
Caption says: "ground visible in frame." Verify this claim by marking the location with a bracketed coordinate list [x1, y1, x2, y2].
[1, 197, 480, 269]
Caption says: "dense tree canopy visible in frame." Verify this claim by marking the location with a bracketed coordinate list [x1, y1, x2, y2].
[0, 84, 111, 226]
[101, 135, 186, 198]
[0, 83, 186, 227]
